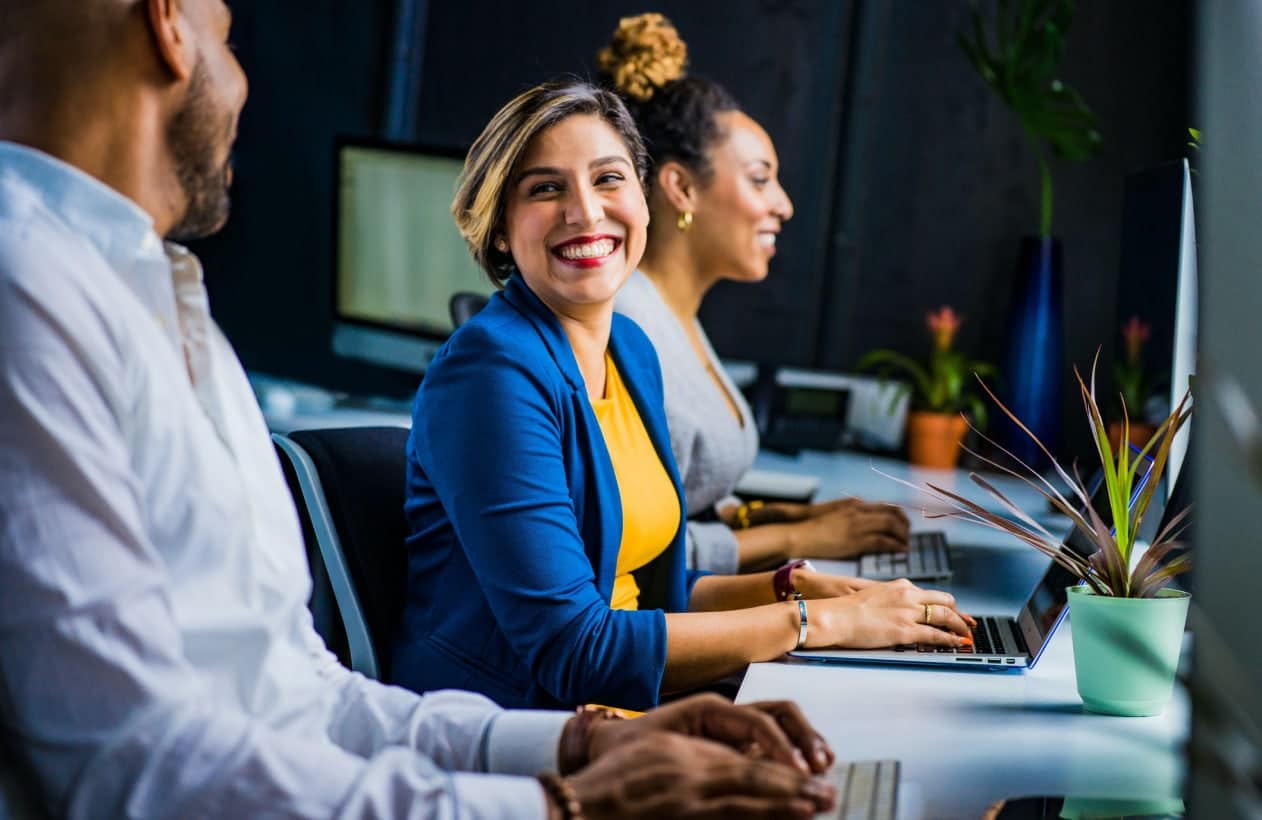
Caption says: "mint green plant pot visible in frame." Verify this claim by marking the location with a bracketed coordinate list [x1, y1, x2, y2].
[1067, 585, 1190, 717]
[1059, 795, 1184, 818]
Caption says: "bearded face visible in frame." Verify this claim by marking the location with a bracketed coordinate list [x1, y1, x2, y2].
[166, 56, 239, 241]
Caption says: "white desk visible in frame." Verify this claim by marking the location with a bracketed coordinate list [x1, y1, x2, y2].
[741, 449, 1188, 819]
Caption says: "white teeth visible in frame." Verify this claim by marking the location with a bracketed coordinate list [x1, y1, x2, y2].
[758, 233, 777, 248]
[558, 239, 615, 260]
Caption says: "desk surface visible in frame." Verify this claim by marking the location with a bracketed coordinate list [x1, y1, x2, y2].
[264, 402, 1189, 817]
[742, 449, 1188, 820]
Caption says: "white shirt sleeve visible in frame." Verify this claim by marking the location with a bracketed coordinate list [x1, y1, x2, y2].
[0, 272, 556, 819]
[309, 635, 569, 777]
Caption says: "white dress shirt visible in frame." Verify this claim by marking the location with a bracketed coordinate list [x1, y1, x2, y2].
[0, 141, 567, 819]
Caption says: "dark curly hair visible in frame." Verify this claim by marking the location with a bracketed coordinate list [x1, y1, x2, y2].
[597, 13, 740, 188]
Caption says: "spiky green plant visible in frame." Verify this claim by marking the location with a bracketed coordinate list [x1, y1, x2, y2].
[905, 357, 1191, 598]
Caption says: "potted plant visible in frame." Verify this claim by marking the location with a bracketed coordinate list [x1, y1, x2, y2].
[857, 306, 997, 469]
[958, 0, 1103, 467]
[1110, 315, 1161, 450]
[911, 360, 1192, 716]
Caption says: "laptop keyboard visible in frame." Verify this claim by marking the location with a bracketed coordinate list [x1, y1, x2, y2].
[819, 759, 899, 820]
[891, 615, 1025, 662]
[859, 531, 951, 580]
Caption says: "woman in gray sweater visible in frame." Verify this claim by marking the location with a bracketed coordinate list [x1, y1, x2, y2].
[605, 14, 912, 575]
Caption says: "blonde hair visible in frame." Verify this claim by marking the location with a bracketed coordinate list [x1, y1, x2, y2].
[597, 13, 739, 188]
[596, 13, 687, 103]
[452, 80, 648, 285]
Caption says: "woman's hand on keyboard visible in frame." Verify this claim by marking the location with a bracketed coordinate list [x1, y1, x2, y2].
[804, 578, 976, 649]
[785, 499, 911, 560]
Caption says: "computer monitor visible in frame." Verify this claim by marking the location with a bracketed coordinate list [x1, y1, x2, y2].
[1189, 3, 1262, 815]
[331, 138, 494, 374]
[1114, 158, 1197, 497]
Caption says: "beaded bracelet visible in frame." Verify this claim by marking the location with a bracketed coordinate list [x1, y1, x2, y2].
[537, 773, 585, 820]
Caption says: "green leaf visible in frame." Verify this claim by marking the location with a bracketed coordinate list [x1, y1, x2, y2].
[963, 394, 989, 431]
[855, 349, 933, 408]
[958, 0, 1100, 232]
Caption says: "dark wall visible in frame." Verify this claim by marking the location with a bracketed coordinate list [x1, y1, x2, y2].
[810, 0, 1190, 459]
[190, 2, 413, 396]
[417, 0, 858, 368]
[193, 0, 857, 398]
[194, 0, 1191, 439]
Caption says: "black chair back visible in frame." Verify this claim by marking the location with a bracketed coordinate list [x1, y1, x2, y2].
[449, 291, 490, 329]
[288, 427, 410, 679]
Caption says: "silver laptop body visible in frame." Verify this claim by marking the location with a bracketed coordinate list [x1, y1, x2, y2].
[790, 552, 1077, 670]
[793, 457, 1153, 671]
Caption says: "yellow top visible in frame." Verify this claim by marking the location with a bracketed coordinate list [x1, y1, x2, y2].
[590, 353, 681, 610]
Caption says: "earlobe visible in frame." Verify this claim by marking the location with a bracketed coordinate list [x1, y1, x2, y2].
[146, 0, 194, 81]
[657, 163, 697, 214]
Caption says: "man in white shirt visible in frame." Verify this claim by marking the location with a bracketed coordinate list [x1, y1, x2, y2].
[0, 1, 839, 818]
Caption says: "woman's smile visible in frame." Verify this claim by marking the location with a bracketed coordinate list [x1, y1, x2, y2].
[552, 234, 623, 268]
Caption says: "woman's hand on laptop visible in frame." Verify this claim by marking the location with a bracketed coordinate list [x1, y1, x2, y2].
[803, 578, 976, 649]
[793, 569, 878, 597]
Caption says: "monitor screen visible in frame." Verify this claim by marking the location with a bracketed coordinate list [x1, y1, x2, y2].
[1115, 159, 1197, 496]
[332, 140, 494, 373]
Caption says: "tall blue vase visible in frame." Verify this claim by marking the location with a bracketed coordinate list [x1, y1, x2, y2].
[1000, 236, 1063, 468]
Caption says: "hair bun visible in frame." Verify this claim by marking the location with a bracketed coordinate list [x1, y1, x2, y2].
[597, 13, 687, 103]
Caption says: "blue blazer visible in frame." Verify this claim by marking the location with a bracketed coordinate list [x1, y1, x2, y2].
[392, 275, 707, 710]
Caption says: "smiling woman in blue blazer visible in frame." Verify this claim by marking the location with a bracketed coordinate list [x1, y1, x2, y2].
[391, 80, 972, 711]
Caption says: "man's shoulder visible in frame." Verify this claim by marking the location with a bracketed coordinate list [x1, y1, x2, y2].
[0, 206, 119, 353]
[0, 188, 101, 282]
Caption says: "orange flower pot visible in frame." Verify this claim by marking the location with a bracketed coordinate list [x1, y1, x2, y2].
[1106, 421, 1157, 453]
[906, 412, 969, 469]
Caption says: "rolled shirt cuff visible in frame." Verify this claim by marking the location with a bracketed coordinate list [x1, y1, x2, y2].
[449, 772, 552, 820]
[484, 709, 570, 776]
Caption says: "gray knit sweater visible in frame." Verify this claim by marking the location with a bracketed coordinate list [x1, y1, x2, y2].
[614, 270, 759, 574]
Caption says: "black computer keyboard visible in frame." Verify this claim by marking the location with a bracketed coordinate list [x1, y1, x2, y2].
[966, 617, 1002, 654]
[859, 531, 951, 580]
[891, 615, 1023, 660]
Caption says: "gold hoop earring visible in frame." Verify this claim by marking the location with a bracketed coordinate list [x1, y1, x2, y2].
[676, 211, 693, 232]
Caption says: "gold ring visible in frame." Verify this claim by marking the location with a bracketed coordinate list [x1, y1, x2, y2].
[924, 604, 933, 625]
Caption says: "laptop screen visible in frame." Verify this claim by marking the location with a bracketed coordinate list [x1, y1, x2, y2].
[1016, 449, 1155, 658]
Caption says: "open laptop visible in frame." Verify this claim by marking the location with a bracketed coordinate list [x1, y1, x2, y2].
[855, 439, 1158, 583]
[792, 454, 1154, 671]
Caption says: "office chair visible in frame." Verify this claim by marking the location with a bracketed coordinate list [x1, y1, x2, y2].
[273, 426, 410, 681]
[448, 291, 489, 329]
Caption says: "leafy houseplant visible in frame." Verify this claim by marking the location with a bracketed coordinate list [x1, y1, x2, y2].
[857, 307, 997, 469]
[958, 0, 1102, 238]
[958, 0, 1103, 468]
[910, 360, 1193, 715]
